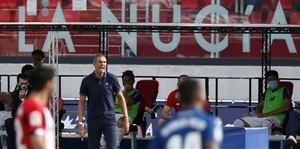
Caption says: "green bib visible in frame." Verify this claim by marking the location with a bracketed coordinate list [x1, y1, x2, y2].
[262, 87, 285, 123]
[115, 89, 141, 120]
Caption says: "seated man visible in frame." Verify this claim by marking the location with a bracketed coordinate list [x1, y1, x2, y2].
[233, 70, 292, 135]
[149, 80, 223, 149]
[158, 75, 190, 126]
[100, 70, 142, 149]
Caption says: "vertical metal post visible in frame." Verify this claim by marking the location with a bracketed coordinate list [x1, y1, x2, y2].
[205, 78, 209, 100]
[59, 76, 62, 98]
[215, 78, 218, 116]
[131, 131, 137, 149]
[101, 30, 109, 69]
[261, 32, 272, 92]
[48, 31, 59, 149]
[7, 76, 10, 92]
[249, 79, 252, 113]
[258, 78, 263, 101]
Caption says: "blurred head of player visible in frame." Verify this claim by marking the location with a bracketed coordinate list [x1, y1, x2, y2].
[178, 80, 204, 109]
[29, 66, 55, 103]
[93, 53, 107, 75]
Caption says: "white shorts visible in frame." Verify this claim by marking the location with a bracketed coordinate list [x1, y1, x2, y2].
[0, 111, 12, 126]
[115, 113, 133, 123]
[241, 116, 281, 128]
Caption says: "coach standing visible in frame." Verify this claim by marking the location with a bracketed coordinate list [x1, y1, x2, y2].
[78, 53, 129, 149]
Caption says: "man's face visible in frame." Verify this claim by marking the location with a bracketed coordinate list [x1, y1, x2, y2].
[267, 75, 279, 84]
[122, 75, 134, 87]
[93, 56, 107, 73]
[32, 54, 44, 66]
[18, 78, 29, 86]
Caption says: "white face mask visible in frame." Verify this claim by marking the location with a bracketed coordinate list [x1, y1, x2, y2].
[268, 81, 278, 90]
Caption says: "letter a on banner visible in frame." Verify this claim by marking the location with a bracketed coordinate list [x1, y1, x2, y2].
[42, 3, 75, 52]
[270, 2, 297, 53]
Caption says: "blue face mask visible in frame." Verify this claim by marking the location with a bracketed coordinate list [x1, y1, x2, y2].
[268, 81, 278, 90]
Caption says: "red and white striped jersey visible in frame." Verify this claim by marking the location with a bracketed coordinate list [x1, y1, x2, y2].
[15, 97, 55, 149]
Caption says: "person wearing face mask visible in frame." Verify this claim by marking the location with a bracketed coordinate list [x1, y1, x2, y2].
[100, 70, 142, 149]
[158, 75, 190, 126]
[5, 73, 30, 149]
[233, 70, 292, 135]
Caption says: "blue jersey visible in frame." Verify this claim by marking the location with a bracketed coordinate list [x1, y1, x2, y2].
[149, 107, 223, 149]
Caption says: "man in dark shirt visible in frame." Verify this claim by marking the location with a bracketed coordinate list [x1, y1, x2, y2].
[77, 53, 129, 149]
[5, 73, 30, 149]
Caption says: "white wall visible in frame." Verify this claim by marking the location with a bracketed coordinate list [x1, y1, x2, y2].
[0, 64, 299, 102]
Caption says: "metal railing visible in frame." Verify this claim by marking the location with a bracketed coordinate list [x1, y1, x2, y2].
[1, 74, 299, 116]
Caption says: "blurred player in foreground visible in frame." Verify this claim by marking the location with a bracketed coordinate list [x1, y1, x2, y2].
[14, 66, 55, 149]
[149, 80, 223, 149]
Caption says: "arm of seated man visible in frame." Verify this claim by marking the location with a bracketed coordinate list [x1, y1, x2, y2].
[158, 105, 172, 126]
[256, 100, 264, 117]
[263, 88, 292, 117]
[122, 90, 142, 110]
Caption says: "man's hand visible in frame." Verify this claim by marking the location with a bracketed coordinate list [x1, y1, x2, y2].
[19, 90, 26, 100]
[124, 84, 131, 92]
[257, 112, 265, 118]
[78, 125, 86, 138]
[123, 118, 130, 132]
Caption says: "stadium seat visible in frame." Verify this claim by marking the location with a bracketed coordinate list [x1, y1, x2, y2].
[272, 0, 292, 10]
[0, 10, 11, 22]
[249, 12, 262, 23]
[290, 12, 300, 24]
[6, 0, 17, 8]
[181, 0, 199, 9]
[129, 80, 159, 149]
[266, 11, 275, 24]
[63, 10, 80, 22]
[46, 0, 60, 8]
[272, 81, 294, 134]
[0, 0, 7, 8]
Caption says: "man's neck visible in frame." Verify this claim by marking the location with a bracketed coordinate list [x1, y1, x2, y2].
[30, 91, 49, 105]
[95, 71, 104, 79]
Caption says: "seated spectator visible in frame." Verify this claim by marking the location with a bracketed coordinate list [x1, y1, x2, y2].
[285, 110, 300, 146]
[32, 50, 45, 67]
[100, 70, 142, 149]
[233, 70, 292, 134]
[5, 73, 30, 149]
[158, 75, 190, 126]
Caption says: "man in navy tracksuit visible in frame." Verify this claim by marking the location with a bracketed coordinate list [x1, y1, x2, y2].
[77, 53, 129, 149]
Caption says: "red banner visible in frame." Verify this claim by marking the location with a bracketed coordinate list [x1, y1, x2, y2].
[0, 0, 299, 58]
